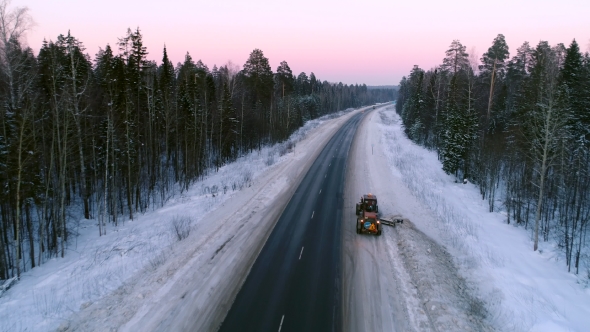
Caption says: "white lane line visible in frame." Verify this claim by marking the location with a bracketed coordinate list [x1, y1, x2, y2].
[299, 247, 304, 260]
[319, 189, 322, 194]
[278, 315, 285, 332]
[311, 211, 315, 219]
[325, 174, 327, 178]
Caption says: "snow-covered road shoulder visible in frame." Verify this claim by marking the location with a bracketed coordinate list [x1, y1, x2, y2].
[344, 105, 490, 332]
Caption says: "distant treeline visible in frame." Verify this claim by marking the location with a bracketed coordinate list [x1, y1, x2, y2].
[367, 85, 398, 90]
[0, 3, 394, 279]
[396, 35, 590, 274]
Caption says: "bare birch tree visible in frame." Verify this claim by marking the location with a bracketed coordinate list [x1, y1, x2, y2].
[0, 0, 33, 110]
[61, 32, 92, 219]
[524, 42, 568, 251]
[0, 0, 34, 276]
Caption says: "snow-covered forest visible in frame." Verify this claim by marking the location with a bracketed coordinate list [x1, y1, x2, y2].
[396, 35, 590, 274]
[0, 2, 395, 281]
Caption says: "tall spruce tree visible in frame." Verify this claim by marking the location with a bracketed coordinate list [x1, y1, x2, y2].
[561, 40, 588, 144]
[440, 75, 477, 177]
[242, 49, 273, 147]
[242, 48, 273, 107]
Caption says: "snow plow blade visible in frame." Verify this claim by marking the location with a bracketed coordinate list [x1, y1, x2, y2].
[380, 217, 403, 227]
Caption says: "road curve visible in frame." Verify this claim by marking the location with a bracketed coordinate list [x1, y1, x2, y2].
[218, 112, 365, 332]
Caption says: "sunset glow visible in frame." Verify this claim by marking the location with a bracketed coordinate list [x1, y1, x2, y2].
[12, 0, 590, 85]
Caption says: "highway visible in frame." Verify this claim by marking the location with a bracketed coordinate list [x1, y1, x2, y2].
[218, 112, 364, 332]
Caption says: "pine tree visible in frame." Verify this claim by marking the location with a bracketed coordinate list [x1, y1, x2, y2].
[442, 40, 469, 75]
[117, 27, 148, 219]
[37, 38, 74, 258]
[439, 72, 478, 178]
[561, 40, 588, 144]
[242, 49, 273, 147]
[276, 61, 294, 98]
[402, 66, 425, 142]
[242, 49, 274, 106]
[480, 34, 510, 120]
[506, 42, 532, 112]
[275, 61, 294, 138]
[422, 69, 439, 147]
[296, 72, 310, 95]
[58, 31, 93, 219]
[218, 82, 238, 165]
[94, 44, 118, 234]
[523, 41, 569, 251]
[176, 53, 202, 182]
[158, 46, 176, 182]
[309, 72, 317, 95]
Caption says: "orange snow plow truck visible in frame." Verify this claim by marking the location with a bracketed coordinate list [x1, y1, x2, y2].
[355, 194, 382, 235]
[355, 193, 402, 235]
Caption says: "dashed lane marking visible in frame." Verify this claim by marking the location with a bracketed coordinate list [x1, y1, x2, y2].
[278, 315, 285, 332]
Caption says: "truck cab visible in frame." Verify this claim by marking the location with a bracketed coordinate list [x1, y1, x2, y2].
[356, 194, 378, 215]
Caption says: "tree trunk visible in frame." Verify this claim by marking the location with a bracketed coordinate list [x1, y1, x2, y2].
[25, 203, 34, 268]
[101, 116, 111, 236]
[68, 47, 90, 220]
[60, 116, 68, 258]
[15, 120, 24, 276]
[487, 59, 497, 120]
[0, 217, 7, 279]
[241, 92, 244, 155]
[534, 102, 554, 251]
[125, 101, 134, 221]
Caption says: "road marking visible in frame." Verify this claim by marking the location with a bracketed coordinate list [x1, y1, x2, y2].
[319, 189, 322, 194]
[299, 247, 304, 259]
[278, 315, 285, 332]
[325, 174, 327, 178]
[311, 211, 314, 219]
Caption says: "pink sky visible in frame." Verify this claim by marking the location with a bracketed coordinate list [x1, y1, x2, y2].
[11, 0, 590, 86]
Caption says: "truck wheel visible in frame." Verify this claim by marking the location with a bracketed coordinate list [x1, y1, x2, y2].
[376, 206, 379, 213]
[377, 230, 382, 236]
[355, 204, 360, 215]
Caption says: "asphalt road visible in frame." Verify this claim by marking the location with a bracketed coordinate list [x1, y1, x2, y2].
[342, 109, 413, 332]
[218, 112, 364, 332]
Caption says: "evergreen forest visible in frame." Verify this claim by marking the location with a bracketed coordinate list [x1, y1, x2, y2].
[0, 6, 394, 279]
[396, 35, 590, 274]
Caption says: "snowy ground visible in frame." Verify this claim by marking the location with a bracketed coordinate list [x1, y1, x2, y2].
[0, 108, 359, 332]
[343, 106, 491, 332]
[372, 107, 590, 332]
[1, 104, 589, 332]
